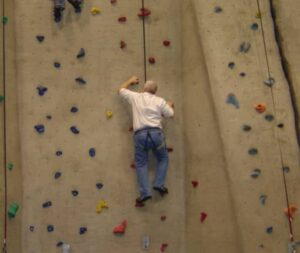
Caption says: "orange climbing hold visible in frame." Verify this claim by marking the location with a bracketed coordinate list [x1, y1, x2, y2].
[113, 220, 127, 234]
[284, 204, 298, 219]
[254, 103, 266, 113]
[138, 8, 151, 17]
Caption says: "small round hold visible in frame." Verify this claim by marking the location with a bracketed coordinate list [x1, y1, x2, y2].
[72, 190, 79, 197]
[56, 150, 63, 156]
[251, 23, 259, 30]
[56, 241, 64, 247]
[265, 114, 274, 122]
[46, 115, 52, 120]
[47, 225, 54, 232]
[250, 168, 261, 178]
[163, 40, 171, 47]
[34, 124, 45, 134]
[248, 148, 258, 155]
[96, 183, 103, 189]
[266, 226, 273, 234]
[120, 41, 126, 49]
[214, 6, 223, 13]
[118, 16, 127, 23]
[283, 166, 290, 173]
[242, 125, 252, 132]
[228, 62, 235, 69]
[264, 77, 275, 87]
[29, 225, 35, 232]
[54, 62, 61, 68]
[70, 126, 80, 134]
[240, 72, 246, 77]
[54, 171, 62, 179]
[79, 227, 87, 234]
[277, 123, 284, 128]
[70, 106, 78, 113]
[89, 148, 96, 157]
[148, 57, 156, 64]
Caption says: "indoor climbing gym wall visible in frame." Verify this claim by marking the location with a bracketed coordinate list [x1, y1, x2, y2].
[0, 0, 300, 253]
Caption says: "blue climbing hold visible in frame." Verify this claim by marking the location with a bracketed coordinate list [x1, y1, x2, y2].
[250, 168, 261, 178]
[56, 150, 63, 156]
[42, 201, 52, 208]
[54, 62, 61, 68]
[70, 126, 80, 134]
[36, 35, 45, 42]
[96, 183, 103, 189]
[71, 106, 78, 113]
[265, 114, 274, 122]
[79, 227, 87, 234]
[54, 171, 62, 179]
[264, 77, 275, 87]
[72, 190, 79, 197]
[248, 148, 258, 155]
[47, 225, 54, 232]
[251, 23, 259, 30]
[239, 42, 251, 53]
[37, 86, 48, 96]
[266, 227, 273, 234]
[259, 195, 267, 205]
[34, 124, 45, 134]
[89, 148, 96, 157]
[75, 77, 86, 85]
[226, 93, 240, 109]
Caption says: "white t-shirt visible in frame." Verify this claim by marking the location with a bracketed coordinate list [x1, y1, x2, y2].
[119, 88, 174, 131]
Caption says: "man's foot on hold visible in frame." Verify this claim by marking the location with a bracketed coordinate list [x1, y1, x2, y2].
[68, 0, 82, 13]
[54, 7, 62, 23]
[135, 196, 152, 205]
[153, 186, 169, 197]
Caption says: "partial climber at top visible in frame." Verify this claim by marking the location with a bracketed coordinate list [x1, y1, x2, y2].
[53, 0, 83, 23]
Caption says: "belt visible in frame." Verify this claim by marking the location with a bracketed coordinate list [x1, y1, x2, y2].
[134, 127, 161, 135]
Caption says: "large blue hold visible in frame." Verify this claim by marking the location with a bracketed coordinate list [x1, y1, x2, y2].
[70, 126, 80, 134]
[37, 86, 48, 96]
[34, 124, 45, 134]
[89, 148, 96, 157]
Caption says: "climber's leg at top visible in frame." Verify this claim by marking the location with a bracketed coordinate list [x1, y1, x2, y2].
[53, 0, 65, 23]
[68, 0, 83, 13]
[134, 131, 152, 203]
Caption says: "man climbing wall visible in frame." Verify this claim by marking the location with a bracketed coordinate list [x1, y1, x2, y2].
[118, 76, 174, 206]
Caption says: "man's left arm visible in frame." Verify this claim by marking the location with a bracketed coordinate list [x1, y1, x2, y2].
[117, 76, 139, 93]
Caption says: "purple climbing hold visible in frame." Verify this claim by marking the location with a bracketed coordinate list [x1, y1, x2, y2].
[70, 126, 80, 134]
[36, 35, 45, 43]
[72, 190, 79, 197]
[226, 93, 240, 109]
[79, 227, 87, 235]
[250, 168, 261, 178]
[89, 148, 96, 157]
[248, 148, 258, 155]
[54, 62, 61, 68]
[96, 183, 103, 189]
[75, 77, 86, 85]
[56, 150, 63, 156]
[71, 106, 78, 113]
[266, 227, 273, 234]
[239, 42, 251, 53]
[47, 225, 54, 232]
[42, 201, 52, 208]
[34, 124, 45, 134]
[37, 86, 48, 96]
[54, 171, 62, 179]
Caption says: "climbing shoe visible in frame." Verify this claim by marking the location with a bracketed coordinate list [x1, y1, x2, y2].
[153, 186, 169, 197]
[54, 7, 63, 23]
[68, 0, 82, 13]
[136, 196, 152, 205]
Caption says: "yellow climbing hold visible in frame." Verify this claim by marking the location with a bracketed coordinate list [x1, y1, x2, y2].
[91, 7, 101, 15]
[255, 12, 262, 19]
[106, 110, 113, 119]
[96, 200, 108, 213]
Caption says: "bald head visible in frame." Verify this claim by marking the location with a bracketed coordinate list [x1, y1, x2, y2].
[143, 80, 158, 94]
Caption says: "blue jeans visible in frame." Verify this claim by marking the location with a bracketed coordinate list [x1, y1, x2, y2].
[134, 128, 169, 198]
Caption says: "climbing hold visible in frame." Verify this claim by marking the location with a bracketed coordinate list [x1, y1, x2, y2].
[37, 86, 48, 96]
[251, 23, 259, 30]
[96, 200, 109, 213]
[47, 225, 54, 232]
[42, 201, 52, 208]
[56, 150, 63, 156]
[239, 42, 251, 53]
[54, 62, 61, 68]
[118, 16, 127, 23]
[70, 126, 80, 134]
[46, 115, 52, 120]
[226, 93, 240, 109]
[34, 124, 45, 134]
[200, 212, 207, 223]
[284, 204, 298, 219]
[265, 114, 274, 122]
[72, 190, 79, 197]
[75, 77, 86, 85]
[167, 147, 174, 153]
[142, 235, 150, 250]
[264, 77, 275, 87]
[277, 123, 284, 128]
[36, 35, 45, 43]
[89, 148, 96, 157]
[91, 7, 101, 15]
[130, 162, 136, 169]
[191, 180, 199, 188]
[248, 148, 258, 155]
[120, 41, 127, 49]
[266, 226, 273, 234]
[160, 215, 167, 221]
[240, 72, 246, 77]
[160, 243, 168, 252]
[254, 103, 266, 113]
[0, 95, 4, 102]
[214, 6, 223, 13]
[163, 40, 171, 47]
[79, 227, 87, 235]
[29, 225, 35, 232]
[113, 220, 127, 234]
[70, 106, 78, 113]
[111, 0, 117, 4]
[106, 110, 113, 119]
[96, 182, 104, 189]
[259, 195, 267, 205]
[54, 171, 62, 179]
[283, 166, 290, 173]
[56, 241, 64, 247]
[77, 48, 85, 59]
[228, 62, 235, 69]
[2, 16, 8, 24]
[256, 12, 262, 19]
[250, 168, 261, 178]
[6, 163, 13, 171]
[242, 125, 252, 132]
[148, 57, 156, 64]
[8, 203, 19, 218]
[138, 8, 151, 18]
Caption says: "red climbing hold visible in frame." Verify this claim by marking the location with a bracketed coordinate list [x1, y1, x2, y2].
[110, 0, 117, 4]
[120, 41, 126, 49]
[191, 180, 199, 188]
[160, 215, 167, 221]
[163, 40, 171, 47]
[130, 162, 136, 169]
[138, 8, 151, 18]
[118, 16, 127, 23]
[254, 103, 266, 113]
[113, 220, 127, 234]
[166, 147, 173, 153]
[148, 57, 156, 64]
[160, 243, 168, 252]
[200, 212, 207, 223]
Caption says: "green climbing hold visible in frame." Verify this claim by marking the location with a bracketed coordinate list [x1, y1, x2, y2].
[8, 202, 19, 218]
[0, 95, 4, 102]
[6, 163, 13, 171]
[2, 16, 8, 25]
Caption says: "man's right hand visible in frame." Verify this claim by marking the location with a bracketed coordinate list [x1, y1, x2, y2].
[129, 76, 139, 85]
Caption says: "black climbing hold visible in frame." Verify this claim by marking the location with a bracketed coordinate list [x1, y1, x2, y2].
[228, 62, 235, 69]
[259, 195, 267, 205]
[29, 225, 35, 232]
[36, 35, 45, 43]
[242, 125, 252, 132]
[34, 124, 45, 134]
[239, 42, 251, 53]
[70, 106, 78, 113]
[89, 148, 96, 157]
[283, 166, 290, 173]
[96, 183, 103, 189]
[54, 171, 62, 179]
[37, 86, 48, 96]
[54, 62, 61, 68]
[72, 190, 79, 197]
[259, 244, 264, 248]
[226, 93, 240, 109]
[266, 226, 273, 234]
[47, 225, 54, 232]
[251, 23, 259, 30]
[239, 72, 246, 77]
[46, 115, 52, 120]
[70, 126, 80, 134]
[56, 241, 64, 247]
[248, 148, 258, 155]
[214, 6, 223, 13]
[265, 114, 274, 122]
[42, 201, 52, 208]
[79, 227, 87, 235]
[264, 77, 275, 87]
[75, 77, 86, 85]
[250, 168, 261, 178]
[277, 123, 284, 128]
[77, 48, 85, 58]
[56, 150, 63, 156]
